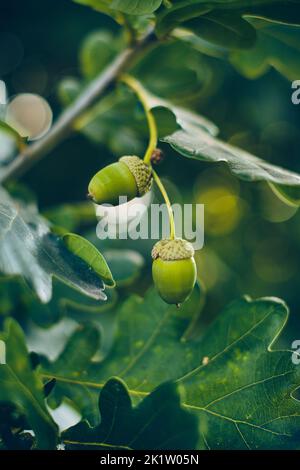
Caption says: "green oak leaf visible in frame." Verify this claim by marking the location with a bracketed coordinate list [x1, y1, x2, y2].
[42, 288, 300, 449]
[112, 79, 300, 193]
[39, 289, 200, 425]
[73, 79, 217, 153]
[162, 128, 300, 189]
[177, 10, 257, 50]
[0, 187, 107, 303]
[57, 38, 217, 155]
[87, 78, 300, 193]
[230, 17, 300, 80]
[138, 80, 218, 136]
[63, 233, 115, 288]
[110, 0, 162, 15]
[133, 39, 214, 101]
[27, 247, 144, 325]
[41, 323, 106, 425]
[79, 30, 121, 79]
[156, 1, 300, 37]
[0, 274, 116, 328]
[0, 120, 27, 169]
[0, 318, 58, 449]
[155, 1, 300, 80]
[63, 377, 198, 450]
[73, 0, 162, 16]
[0, 248, 144, 329]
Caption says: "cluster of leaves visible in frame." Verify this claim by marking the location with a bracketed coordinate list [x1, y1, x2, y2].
[2, 288, 300, 449]
[58, 17, 300, 205]
[1, 0, 300, 451]
[74, 0, 300, 80]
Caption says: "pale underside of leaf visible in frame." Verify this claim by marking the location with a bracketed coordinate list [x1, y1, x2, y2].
[162, 129, 300, 187]
[0, 187, 106, 302]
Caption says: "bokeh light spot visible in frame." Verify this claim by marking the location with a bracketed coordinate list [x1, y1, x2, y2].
[6, 93, 52, 140]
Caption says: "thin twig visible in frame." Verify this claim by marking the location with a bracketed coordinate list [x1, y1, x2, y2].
[0, 28, 157, 184]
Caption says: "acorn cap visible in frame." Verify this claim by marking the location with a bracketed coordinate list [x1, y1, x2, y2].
[151, 238, 194, 261]
[119, 156, 152, 197]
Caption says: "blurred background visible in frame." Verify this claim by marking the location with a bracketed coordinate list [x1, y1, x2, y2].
[0, 0, 299, 348]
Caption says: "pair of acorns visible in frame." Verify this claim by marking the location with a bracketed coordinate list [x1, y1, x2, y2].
[88, 156, 197, 305]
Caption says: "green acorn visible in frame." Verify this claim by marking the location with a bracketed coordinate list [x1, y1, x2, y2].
[152, 238, 197, 306]
[88, 156, 152, 205]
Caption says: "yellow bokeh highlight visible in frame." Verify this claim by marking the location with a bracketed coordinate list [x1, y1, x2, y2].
[196, 187, 242, 236]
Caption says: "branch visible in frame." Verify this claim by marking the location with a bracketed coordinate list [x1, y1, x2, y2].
[0, 28, 157, 184]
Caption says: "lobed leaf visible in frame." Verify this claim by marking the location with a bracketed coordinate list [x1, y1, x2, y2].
[162, 128, 300, 188]
[42, 288, 300, 449]
[230, 17, 300, 80]
[156, 1, 300, 38]
[0, 187, 107, 303]
[63, 378, 198, 450]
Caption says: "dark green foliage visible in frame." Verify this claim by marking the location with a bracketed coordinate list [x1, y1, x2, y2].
[0, 0, 300, 452]
[63, 378, 198, 450]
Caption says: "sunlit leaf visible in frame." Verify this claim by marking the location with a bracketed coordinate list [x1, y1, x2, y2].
[179, 11, 257, 50]
[63, 233, 115, 288]
[156, 0, 300, 38]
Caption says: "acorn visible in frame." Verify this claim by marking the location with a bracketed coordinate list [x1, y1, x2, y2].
[152, 238, 197, 306]
[88, 156, 152, 206]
